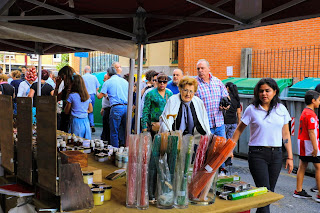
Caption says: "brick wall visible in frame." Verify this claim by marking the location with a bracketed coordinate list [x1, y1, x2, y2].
[178, 17, 320, 80]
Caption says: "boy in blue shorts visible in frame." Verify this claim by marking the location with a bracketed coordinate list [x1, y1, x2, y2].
[293, 90, 320, 202]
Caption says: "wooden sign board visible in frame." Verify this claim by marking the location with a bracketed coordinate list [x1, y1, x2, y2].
[36, 96, 58, 194]
[0, 95, 14, 173]
[16, 97, 33, 185]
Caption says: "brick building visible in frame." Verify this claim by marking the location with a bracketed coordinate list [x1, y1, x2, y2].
[178, 17, 320, 80]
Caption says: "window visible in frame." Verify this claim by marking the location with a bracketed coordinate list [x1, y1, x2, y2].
[4, 55, 15, 60]
[29, 54, 39, 61]
[170, 40, 179, 64]
[53, 54, 62, 62]
[135, 45, 148, 65]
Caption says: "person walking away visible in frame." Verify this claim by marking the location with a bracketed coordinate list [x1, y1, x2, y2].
[82, 65, 100, 133]
[64, 75, 93, 139]
[142, 73, 173, 137]
[54, 66, 75, 132]
[224, 82, 241, 166]
[232, 78, 293, 213]
[100, 74, 111, 142]
[10, 70, 23, 115]
[96, 67, 128, 147]
[0, 74, 15, 97]
[28, 70, 54, 124]
[293, 90, 320, 202]
[166, 68, 183, 94]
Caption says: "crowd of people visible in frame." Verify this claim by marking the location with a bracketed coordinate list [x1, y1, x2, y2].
[1, 57, 319, 212]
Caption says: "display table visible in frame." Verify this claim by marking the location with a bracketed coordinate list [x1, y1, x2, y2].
[75, 155, 284, 213]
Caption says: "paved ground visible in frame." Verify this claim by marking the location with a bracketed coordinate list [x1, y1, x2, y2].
[231, 157, 319, 213]
[91, 127, 320, 212]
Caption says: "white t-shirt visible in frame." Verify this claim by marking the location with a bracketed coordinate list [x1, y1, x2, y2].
[241, 103, 291, 147]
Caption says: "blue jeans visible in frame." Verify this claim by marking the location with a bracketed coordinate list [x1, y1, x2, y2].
[225, 123, 237, 139]
[248, 146, 283, 213]
[210, 124, 226, 137]
[109, 105, 127, 147]
[69, 116, 91, 140]
[88, 94, 95, 127]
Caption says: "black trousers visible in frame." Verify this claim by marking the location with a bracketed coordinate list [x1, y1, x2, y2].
[248, 146, 283, 213]
[101, 107, 111, 142]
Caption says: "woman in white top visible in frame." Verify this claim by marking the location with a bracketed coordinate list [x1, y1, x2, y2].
[232, 78, 293, 213]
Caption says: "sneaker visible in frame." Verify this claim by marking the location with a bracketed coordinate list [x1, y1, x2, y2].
[293, 189, 312, 198]
[311, 186, 319, 193]
[315, 195, 320, 203]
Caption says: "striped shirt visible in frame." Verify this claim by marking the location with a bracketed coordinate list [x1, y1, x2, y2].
[195, 74, 228, 128]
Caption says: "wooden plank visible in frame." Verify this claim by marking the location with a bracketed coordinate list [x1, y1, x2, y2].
[16, 97, 33, 185]
[60, 163, 94, 211]
[36, 96, 58, 194]
[0, 95, 14, 173]
[60, 151, 88, 168]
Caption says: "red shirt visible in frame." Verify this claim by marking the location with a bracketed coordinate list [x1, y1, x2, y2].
[297, 108, 320, 156]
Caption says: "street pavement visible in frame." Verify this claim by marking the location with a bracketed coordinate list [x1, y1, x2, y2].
[231, 157, 319, 213]
[91, 128, 319, 212]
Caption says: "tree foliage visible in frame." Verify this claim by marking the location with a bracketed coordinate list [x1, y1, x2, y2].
[56, 54, 69, 71]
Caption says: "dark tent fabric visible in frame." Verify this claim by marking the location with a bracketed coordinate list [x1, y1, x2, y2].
[0, 0, 320, 56]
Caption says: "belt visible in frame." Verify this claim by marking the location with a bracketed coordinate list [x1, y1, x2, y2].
[111, 103, 127, 108]
[250, 146, 282, 151]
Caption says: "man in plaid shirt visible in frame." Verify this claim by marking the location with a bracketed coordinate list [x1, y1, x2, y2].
[195, 59, 229, 137]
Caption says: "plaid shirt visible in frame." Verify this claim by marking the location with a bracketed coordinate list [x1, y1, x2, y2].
[195, 74, 229, 128]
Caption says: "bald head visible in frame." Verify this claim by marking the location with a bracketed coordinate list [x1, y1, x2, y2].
[112, 62, 122, 74]
[172, 68, 183, 85]
[103, 73, 109, 82]
[84, 65, 91, 73]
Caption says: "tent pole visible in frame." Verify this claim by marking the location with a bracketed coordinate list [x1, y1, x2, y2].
[134, 44, 143, 134]
[125, 58, 135, 146]
[37, 54, 42, 96]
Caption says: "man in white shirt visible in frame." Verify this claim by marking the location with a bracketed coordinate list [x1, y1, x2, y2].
[82, 65, 100, 132]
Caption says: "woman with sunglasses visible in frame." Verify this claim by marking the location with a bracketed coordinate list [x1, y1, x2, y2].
[159, 76, 210, 136]
[142, 73, 173, 137]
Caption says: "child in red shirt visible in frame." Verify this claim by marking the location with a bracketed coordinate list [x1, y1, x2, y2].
[293, 90, 320, 202]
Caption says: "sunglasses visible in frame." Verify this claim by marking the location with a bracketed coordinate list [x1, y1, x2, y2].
[152, 79, 157, 82]
[157, 80, 168, 84]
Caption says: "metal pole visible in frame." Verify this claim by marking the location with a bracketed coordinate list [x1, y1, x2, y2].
[125, 59, 135, 146]
[134, 44, 143, 134]
[80, 57, 82, 75]
[37, 54, 42, 96]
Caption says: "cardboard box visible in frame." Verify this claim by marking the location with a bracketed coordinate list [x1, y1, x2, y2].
[81, 166, 102, 182]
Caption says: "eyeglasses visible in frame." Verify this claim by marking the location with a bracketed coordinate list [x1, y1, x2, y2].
[152, 79, 157, 82]
[157, 80, 168, 84]
[181, 89, 194, 94]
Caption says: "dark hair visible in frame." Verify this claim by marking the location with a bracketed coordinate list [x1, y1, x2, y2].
[252, 78, 280, 117]
[225, 82, 240, 102]
[305, 90, 320, 105]
[70, 75, 90, 102]
[157, 73, 168, 81]
[107, 67, 117, 77]
[58, 65, 75, 86]
[145, 70, 158, 82]
[123, 73, 136, 82]
[41, 69, 49, 80]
